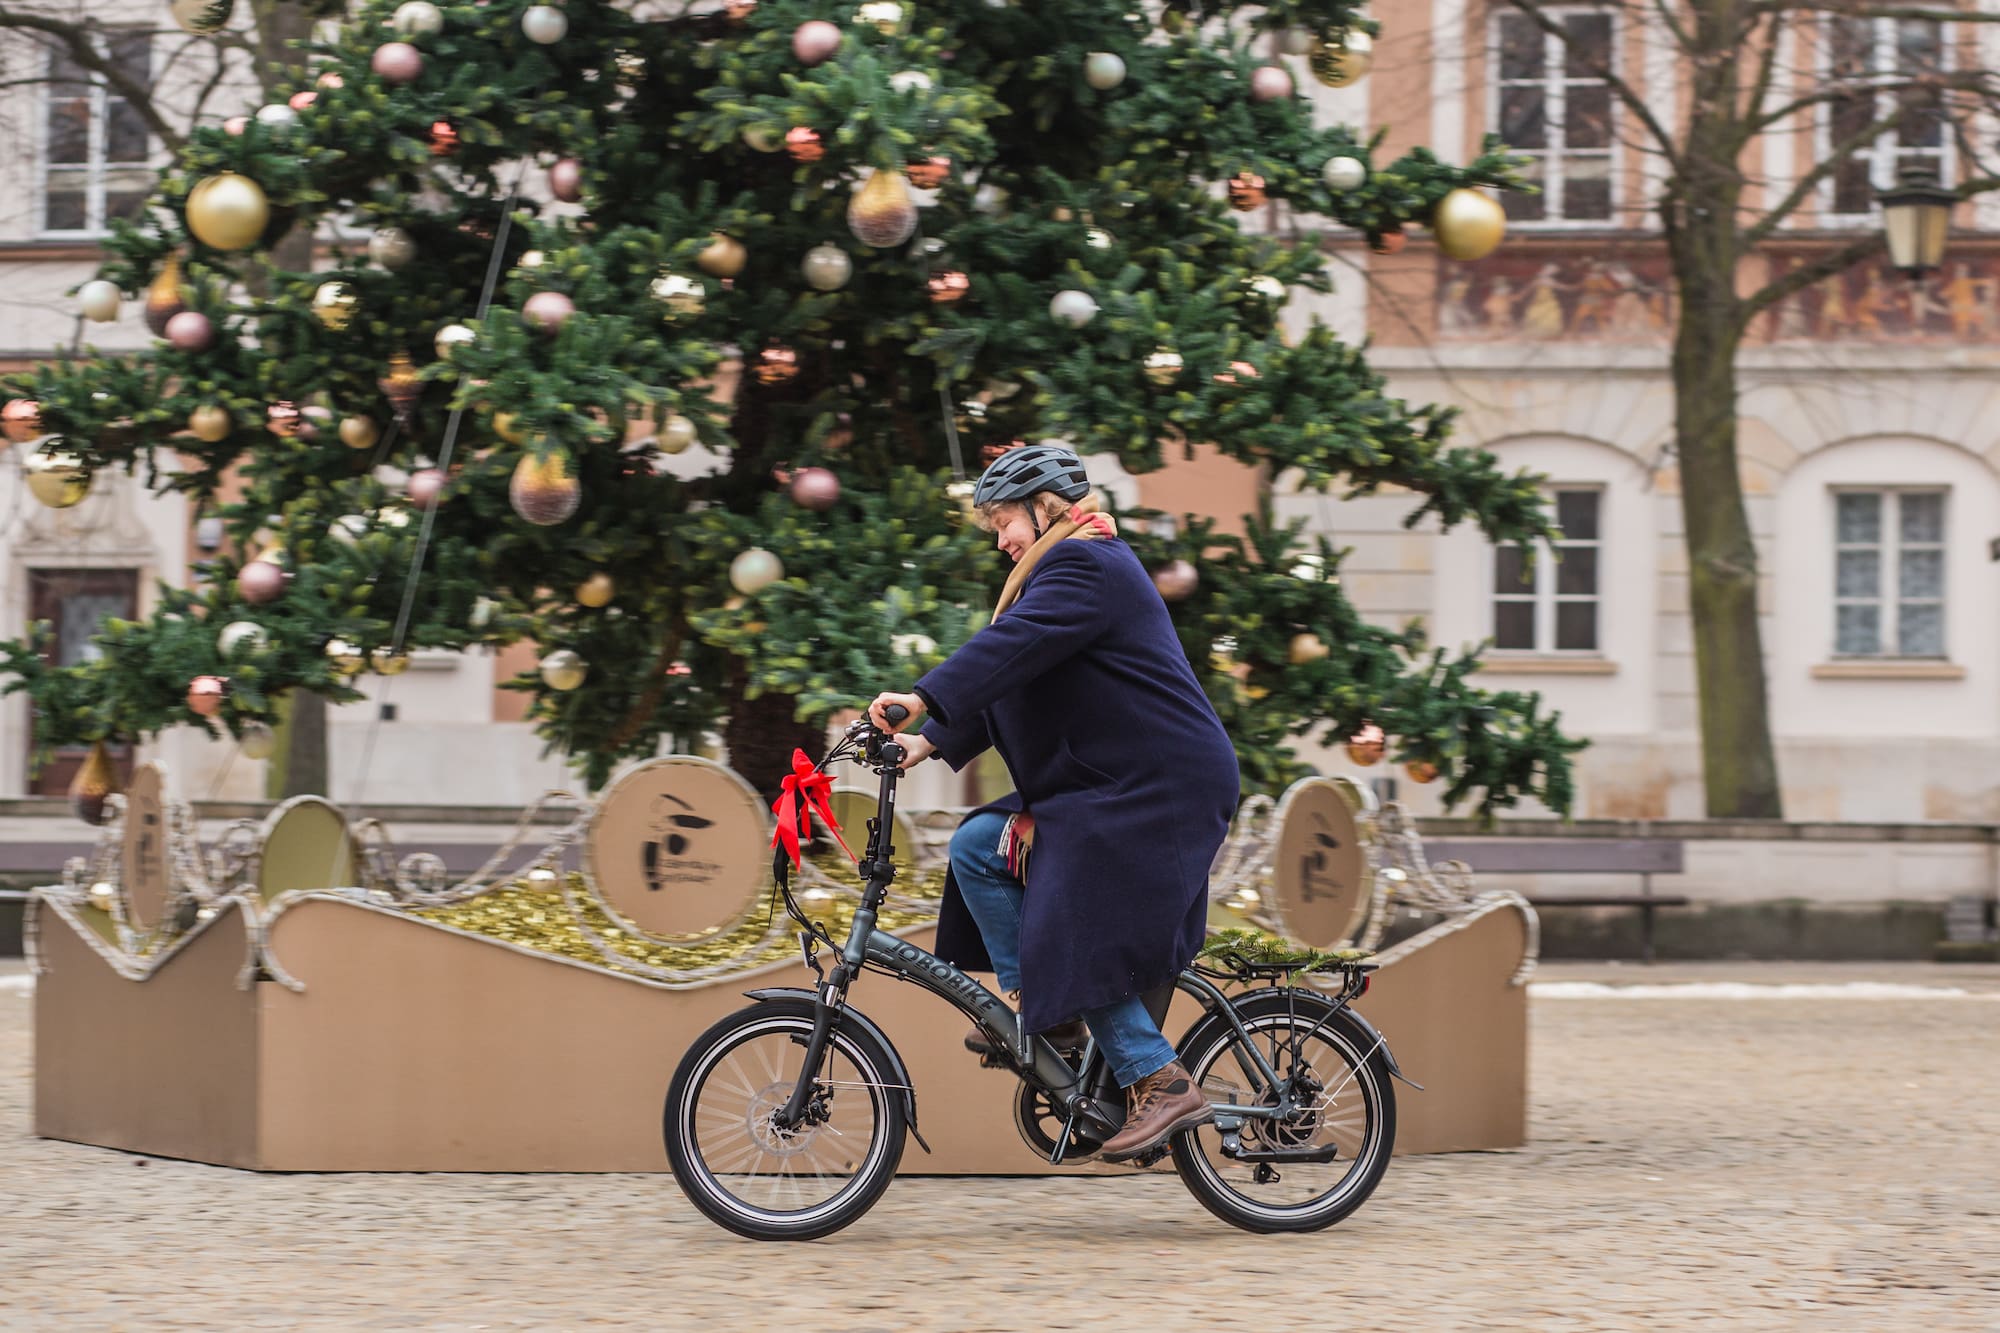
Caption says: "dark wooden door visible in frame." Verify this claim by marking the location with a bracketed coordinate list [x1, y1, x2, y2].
[27, 568, 138, 795]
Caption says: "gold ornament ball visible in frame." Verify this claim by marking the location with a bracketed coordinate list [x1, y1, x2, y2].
[338, 415, 379, 451]
[189, 404, 232, 442]
[1287, 632, 1329, 664]
[371, 648, 410, 676]
[1431, 188, 1508, 262]
[217, 620, 266, 656]
[660, 413, 698, 454]
[576, 571, 615, 608]
[729, 547, 784, 595]
[69, 741, 120, 827]
[509, 451, 581, 526]
[434, 322, 477, 360]
[854, 1, 905, 34]
[323, 638, 365, 676]
[695, 234, 747, 278]
[754, 344, 800, 385]
[312, 281, 358, 330]
[1405, 759, 1440, 785]
[24, 451, 90, 509]
[848, 169, 918, 249]
[1143, 347, 1184, 386]
[540, 648, 589, 692]
[801, 243, 853, 291]
[1309, 30, 1374, 88]
[650, 269, 706, 318]
[1346, 723, 1386, 766]
[185, 173, 270, 251]
[492, 411, 532, 445]
[170, 0, 237, 36]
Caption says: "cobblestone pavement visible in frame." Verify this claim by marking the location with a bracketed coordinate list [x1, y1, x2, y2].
[2, 960, 1996, 1331]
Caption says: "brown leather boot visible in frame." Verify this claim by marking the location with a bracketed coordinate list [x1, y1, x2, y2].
[1097, 1061, 1212, 1162]
[964, 1019, 1089, 1057]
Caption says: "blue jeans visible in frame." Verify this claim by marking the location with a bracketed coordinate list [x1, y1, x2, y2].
[948, 810, 1179, 1088]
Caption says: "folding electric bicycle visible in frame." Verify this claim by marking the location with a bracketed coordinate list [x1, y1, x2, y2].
[663, 707, 1411, 1240]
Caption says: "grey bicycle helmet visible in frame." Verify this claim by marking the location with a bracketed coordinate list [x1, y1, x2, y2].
[970, 443, 1090, 507]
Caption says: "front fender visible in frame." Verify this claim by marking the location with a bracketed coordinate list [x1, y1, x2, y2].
[743, 987, 931, 1151]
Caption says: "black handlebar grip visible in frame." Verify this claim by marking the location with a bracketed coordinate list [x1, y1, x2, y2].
[883, 703, 909, 726]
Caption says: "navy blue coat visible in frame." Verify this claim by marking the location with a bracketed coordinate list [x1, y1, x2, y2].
[914, 538, 1240, 1032]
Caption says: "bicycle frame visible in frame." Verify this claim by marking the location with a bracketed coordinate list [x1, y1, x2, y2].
[769, 722, 1335, 1156]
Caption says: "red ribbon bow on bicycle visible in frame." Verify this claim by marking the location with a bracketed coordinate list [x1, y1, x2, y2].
[771, 748, 855, 869]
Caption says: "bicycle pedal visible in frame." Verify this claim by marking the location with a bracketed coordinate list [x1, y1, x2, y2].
[1129, 1144, 1173, 1169]
[977, 1052, 1012, 1071]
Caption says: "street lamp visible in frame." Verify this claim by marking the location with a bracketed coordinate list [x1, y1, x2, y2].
[1878, 164, 1954, 278]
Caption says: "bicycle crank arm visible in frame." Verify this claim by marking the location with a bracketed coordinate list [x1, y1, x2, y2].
[1219, 1144, 1344, 1165]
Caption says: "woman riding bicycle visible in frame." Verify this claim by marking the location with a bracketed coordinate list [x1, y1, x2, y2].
[870, 444, 1241, 1162]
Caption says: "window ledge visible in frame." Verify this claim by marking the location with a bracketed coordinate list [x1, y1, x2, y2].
[1811, 660, 1966, 681]
[1476, 656, 1619, 676]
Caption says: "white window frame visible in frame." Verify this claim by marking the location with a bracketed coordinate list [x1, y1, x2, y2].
[1831, 487, 1948, 659]
[1491, 485, 1605, 654]
[36, 30, 154, 239]
[1815, 14, 1955, 224]
[1487, 5, 1622, 229]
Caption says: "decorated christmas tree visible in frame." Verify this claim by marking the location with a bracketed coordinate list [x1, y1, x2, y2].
[2, 0, 1581, 819]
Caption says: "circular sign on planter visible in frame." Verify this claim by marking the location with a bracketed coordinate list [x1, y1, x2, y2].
[1269, 775, 1375, 950]
[121, 762, 170, 930]
[585, 757, 770, 940]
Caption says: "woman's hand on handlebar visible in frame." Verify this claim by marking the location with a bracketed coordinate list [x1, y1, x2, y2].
[895, 733, 936, 770]
[868, 691, 925, 733]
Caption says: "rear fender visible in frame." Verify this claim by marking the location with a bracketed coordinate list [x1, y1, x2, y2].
[1178, 987, 1424, 1092]
[743, 987, 932, 1152]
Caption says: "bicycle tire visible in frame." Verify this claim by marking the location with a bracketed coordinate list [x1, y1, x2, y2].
[1169, 989, 1396, 1234]
[664, 998, 907, 1241]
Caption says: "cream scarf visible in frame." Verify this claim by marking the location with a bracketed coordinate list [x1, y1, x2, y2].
[991, 493, 1117, 619]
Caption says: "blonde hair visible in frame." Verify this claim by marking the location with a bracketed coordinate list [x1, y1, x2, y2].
[974, 488, 1074, 533]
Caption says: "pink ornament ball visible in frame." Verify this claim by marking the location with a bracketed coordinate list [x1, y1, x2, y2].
[1152, 558, 1199, 603]
[237, 560, 288, 605]
[299, 405, 332, 441]
[522, 290, 575, 334]
[289, 91, 318, 111]
[548, 158, 584, 203]
[164, 310, 216, 352]
[187, 675, 228, 718]
[372, 41, 425, 85]
[223, 117, 248, 136]
[317, 72, 345, 90]
[407, 467, 448, 509]
[1250, 64, 1295, 102]
[789, 466, 841, 511]
[793, 19, 843, 66]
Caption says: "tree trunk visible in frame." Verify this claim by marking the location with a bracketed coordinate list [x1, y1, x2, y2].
[1669, 276, 1783, 818]
[720, 659, 822, 806]
[281, 690, 329, 799]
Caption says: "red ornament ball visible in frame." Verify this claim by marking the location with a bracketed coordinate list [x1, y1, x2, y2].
[372, 41, 424, 85]
[429, 120, 459, 156]
[786, 126, 824, 163]
[1152, 559, 1198, 603]
[237, 561, 287, 604]
[522, 291, 575, 334]
[753, 343, 799, 384]
[927, 270, 970, 303]
[267, 401, 303, 437]
[187, 675, 228, 718]
[164, 310, 216, 352]
[789, 466, 841, 511]
[548, 157, 584, 203]
[2, 398, 44, 444]
[792, 19, 843, 66]
[407, 467, 448, 509]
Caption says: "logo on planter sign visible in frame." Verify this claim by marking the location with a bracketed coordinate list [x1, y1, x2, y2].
[587, 757, 769, 939]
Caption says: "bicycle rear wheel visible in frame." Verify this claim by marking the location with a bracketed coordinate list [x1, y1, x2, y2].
[664, 998, 906, 1241]
[1170, 989, 1396, 1233]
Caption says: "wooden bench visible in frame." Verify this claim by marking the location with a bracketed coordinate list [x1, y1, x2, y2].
[1418, 838, 1690, 962]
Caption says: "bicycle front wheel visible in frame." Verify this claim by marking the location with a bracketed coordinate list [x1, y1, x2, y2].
[1171, 989, 1396, 1233]
[664, 998, 906, 1241]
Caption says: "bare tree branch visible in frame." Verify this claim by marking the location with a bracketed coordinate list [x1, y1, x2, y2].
[1497, 0, 1688, 173]
[1744, 105, 1921, 244]
[0, 7, 187, 152]
[1741, 175, 2000, 320]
